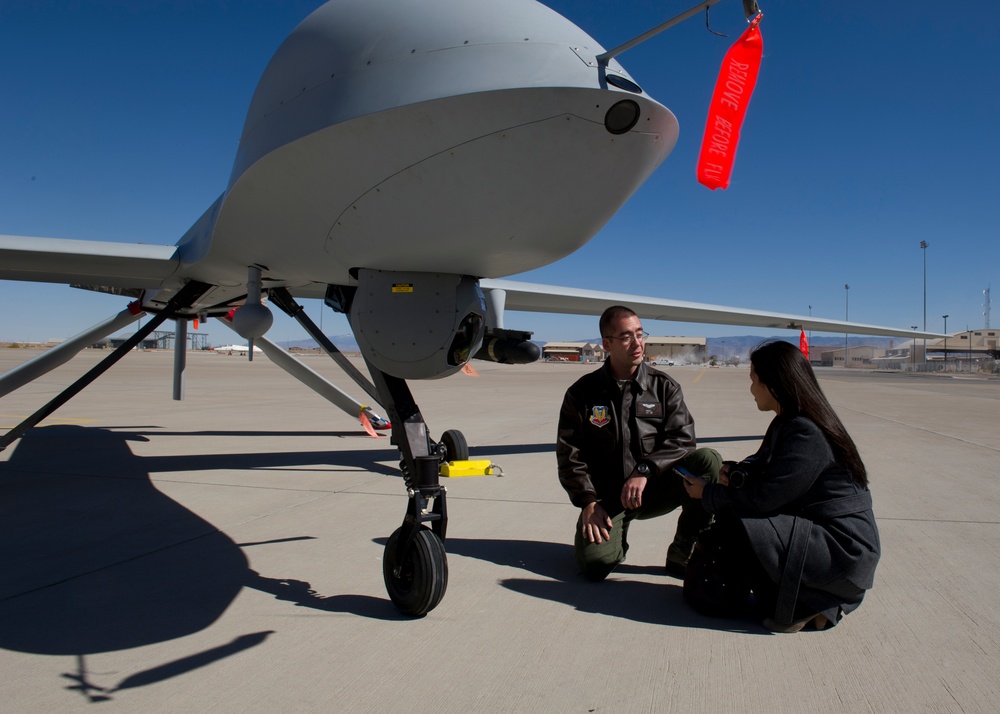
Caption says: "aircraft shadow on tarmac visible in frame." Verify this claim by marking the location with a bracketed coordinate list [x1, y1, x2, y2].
[444, 538, 765, 634]
[0, 425, 416, 700]
[69, 427, 559, 474]
[83, 426, 404, 476]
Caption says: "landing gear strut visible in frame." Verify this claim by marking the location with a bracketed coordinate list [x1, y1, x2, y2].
[269, 287, 451, 616]
[368, 366, 449, 616]
[0, 282, 209, 452]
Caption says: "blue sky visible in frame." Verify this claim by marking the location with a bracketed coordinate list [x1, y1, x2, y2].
[1, 0, 997, 345]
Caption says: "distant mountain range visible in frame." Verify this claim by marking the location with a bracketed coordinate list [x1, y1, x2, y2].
[265, 333, 899, 360]
[569, 335, 900, 361]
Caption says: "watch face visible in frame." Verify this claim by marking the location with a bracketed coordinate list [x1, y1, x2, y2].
[637, 464, 650, 475]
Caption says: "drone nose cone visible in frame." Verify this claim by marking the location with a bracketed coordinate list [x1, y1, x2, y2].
[232, 303, 273, 339]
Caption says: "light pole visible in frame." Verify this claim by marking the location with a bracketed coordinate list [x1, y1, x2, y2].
[844, 284, 850, 369]
[967, 323, 971, 371]
[911, 326, 918, 370]
[943, 314, 949, 371]
[921, 240, 928, 369]
[808, 305, 812, 347]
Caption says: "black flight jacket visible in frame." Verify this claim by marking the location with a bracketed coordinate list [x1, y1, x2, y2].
[556, 361, 696, 515]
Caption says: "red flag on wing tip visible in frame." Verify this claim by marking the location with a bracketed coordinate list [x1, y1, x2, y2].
[696, 14, 764, 190]
[799, 329, 809, 359]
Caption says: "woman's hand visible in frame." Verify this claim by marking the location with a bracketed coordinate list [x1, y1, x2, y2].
[719, 462, 731, 487]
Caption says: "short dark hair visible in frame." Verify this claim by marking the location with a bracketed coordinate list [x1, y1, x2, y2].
[599, 305, 638, 338]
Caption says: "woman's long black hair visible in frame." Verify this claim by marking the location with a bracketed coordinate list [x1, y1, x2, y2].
[750, 341, 868, 486]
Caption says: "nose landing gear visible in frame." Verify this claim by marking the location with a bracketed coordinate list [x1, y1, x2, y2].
[367, 369, 455, 616]
[383, 525, 448, 616]
[438, 428, 469, 463]
[267, 286, 464, 616]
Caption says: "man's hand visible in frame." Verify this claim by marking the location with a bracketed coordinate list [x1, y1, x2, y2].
[581, 502, 613, 543]
[621, 475, 647, 511]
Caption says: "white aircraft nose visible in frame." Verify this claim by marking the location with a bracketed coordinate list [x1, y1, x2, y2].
[201, 0, 678, 286]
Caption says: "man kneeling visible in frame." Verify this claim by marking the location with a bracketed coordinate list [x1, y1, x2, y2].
[556, 306, 720, 580]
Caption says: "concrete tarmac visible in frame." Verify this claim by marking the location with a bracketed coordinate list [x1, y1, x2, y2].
[1, 348, 998, 712]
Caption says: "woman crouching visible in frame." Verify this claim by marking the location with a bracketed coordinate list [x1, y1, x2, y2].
[681, 340, 880, 632]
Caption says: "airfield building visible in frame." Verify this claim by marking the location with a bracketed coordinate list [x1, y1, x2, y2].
[816, 345, 886, 369]
[542, 336, 707, 364]
[643, 336, 707, 365]
[871, 329, 999, 372]
[541, 341, 606, 363]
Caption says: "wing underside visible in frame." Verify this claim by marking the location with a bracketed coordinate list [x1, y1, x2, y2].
[481, 278, 944, 340]
[0, 234, 179, 289]
[0, 235, 942, 339]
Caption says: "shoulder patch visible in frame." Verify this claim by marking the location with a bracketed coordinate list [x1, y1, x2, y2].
[589, 405, 611, 428]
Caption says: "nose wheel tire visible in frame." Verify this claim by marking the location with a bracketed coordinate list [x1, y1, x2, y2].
[439, 428, 468, 462]
[383, 526, 448, 616]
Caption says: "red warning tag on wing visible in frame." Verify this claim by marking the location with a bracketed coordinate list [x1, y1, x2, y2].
[697, 15, 763, 191]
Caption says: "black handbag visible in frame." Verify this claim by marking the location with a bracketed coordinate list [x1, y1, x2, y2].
[682, 522, 751, 617]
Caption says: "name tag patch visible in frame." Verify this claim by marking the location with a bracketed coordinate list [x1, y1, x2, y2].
[637, 400, 662, 418]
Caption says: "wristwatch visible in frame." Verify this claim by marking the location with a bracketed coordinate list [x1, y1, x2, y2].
[634, 462, 651, 477]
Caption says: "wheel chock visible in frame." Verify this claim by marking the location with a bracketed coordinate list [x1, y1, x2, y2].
[440, 459, 496, 477]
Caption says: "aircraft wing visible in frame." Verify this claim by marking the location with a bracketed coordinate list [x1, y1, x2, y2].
[0, 234, 941, 340]
[0, 234, 178, 289]
[481, 278, 945, 340]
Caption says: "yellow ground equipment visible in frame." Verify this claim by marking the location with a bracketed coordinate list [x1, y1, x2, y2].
[440, 459, 499, 477]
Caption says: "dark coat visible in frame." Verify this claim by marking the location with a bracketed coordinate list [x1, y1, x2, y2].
[702, 414, 880, 622]
[556, 361, 695, 515]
